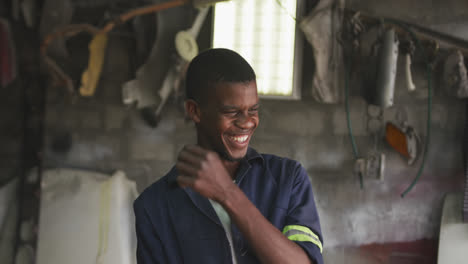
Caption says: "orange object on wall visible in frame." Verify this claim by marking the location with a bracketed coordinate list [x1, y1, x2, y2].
[386, 122, 410, 158]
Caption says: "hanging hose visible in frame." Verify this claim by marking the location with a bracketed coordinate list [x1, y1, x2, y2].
[381, 19, 433, 198]
[344, 58, 364, 189]
[400, 64, 432, 197]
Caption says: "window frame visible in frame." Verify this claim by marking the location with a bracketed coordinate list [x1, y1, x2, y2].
[210, 0, 306, 100]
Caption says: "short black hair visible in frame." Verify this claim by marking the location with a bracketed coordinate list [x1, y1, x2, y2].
[185, 48, 256, 103]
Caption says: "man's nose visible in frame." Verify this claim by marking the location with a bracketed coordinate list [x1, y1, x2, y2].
[235, 112, 255, 129]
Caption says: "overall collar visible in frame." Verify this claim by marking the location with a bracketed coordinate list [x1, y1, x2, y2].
[167, 147, 263, 185]
[167, 147, 263, 226]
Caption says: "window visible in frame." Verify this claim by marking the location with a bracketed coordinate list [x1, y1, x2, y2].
[212, 0, 303, 98]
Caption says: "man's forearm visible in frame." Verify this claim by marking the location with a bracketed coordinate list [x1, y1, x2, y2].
[221, 185, 312, 264]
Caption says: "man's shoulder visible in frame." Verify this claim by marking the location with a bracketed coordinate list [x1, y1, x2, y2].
[134, 166, 176, 209]
[253, 151, 308, 186]
[258, 152, 302, 171]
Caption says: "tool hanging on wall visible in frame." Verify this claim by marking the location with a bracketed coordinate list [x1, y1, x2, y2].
[352, 105, 386, 183]
[79, 34, 108, 97]
[372, 28, 399, 108]
[385, 122, 420, 165]
[40, 0, 192, 96]
[443, 50, 468, 98]
[122, 6, 209, 127]
[400, 38, 416, 92]
[40, 0, 227, 127]
[343, 9, 468, 196]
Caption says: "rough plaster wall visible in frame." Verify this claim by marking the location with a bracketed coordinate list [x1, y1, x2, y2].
[43, 1, 466, 253]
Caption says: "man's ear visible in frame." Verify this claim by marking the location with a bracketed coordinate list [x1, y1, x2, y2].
[185, 99, 201, 123]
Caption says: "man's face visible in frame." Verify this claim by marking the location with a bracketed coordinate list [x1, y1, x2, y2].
[195, 80, 259, 161]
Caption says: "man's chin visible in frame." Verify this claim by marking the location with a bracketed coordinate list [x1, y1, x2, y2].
[218, 150, 246, 162]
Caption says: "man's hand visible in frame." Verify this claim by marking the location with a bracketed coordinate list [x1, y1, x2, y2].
[176, 145, 236, 203]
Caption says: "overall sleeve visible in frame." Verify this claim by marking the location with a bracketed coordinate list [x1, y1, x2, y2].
[282, 164, 324, 264]
[134, 200, 168, 264]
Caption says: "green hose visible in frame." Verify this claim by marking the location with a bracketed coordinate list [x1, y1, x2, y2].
[382, 19, 433, 198]
[401, 63, 432, 198]
[344, 57, 364, 189]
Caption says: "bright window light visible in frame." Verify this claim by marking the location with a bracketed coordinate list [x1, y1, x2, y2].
[212, 0, 298, 97]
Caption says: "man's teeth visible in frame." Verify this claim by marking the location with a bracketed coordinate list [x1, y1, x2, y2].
[230, 135, 248, 143]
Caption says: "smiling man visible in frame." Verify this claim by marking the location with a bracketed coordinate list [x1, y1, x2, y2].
[133, 48, 324, 264]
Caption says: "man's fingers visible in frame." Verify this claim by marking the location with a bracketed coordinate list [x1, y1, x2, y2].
[176, 175, 194, 188]
[176, 161, 199, 177]
[178, 145, 222, 169]
[178, 149, 204, 167]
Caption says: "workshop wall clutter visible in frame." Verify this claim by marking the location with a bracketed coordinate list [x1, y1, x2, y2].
[1, 0, 468, 263]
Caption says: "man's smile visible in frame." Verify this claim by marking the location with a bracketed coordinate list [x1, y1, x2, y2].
[227, 134, 249, 144]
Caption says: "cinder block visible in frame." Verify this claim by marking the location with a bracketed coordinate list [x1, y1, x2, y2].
[145, 161, 174, 185]
[249, 137, 295, 158]
[293, 136, 354, 171]
[382, 106, 402, 124]
[101, 38, 131, 82]
[98, 78, 125, 105]
[429, 103, 448, 128]
[104, 105, 127, 130]
[259, 101, 325, 136]
[56, 108, 83, 130]
[332, 97, 367, 136]
[441, 101, 465, 132]
[127, 107, 177, 134]
[129, 134, 175, 162]
[80, 109, 103, 129]
[44, 108, 58, 128]
[174, 126, 197, 145]
[120, 160, 174, 192]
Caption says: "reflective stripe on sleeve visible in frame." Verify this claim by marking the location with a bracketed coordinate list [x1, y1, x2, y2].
[282, 225, 323, 253]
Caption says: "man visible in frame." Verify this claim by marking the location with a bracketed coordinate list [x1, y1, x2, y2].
[134, 48, 324, 264]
